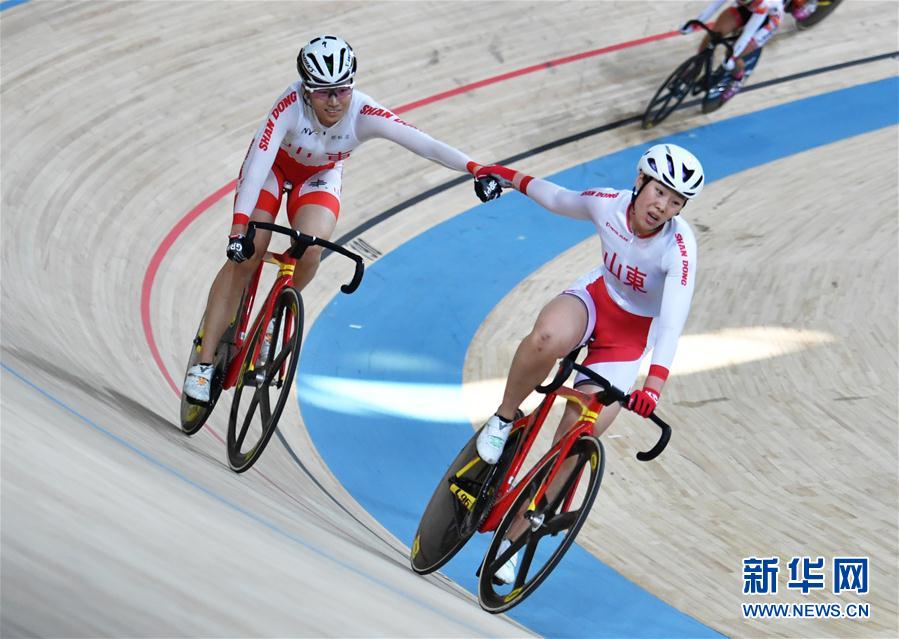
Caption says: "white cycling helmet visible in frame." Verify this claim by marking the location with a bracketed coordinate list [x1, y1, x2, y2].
[637, 143, 705, 200]
[297, 35, 357, 88]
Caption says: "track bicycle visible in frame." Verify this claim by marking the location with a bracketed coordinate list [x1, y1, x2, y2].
[410, 349, 673, 613]
[642, 20, 759, 128]
[179, 220, 364, 473]
[641, 0, 843, 130]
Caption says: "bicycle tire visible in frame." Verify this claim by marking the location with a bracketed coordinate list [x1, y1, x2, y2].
[179, 309, 239, 436]
[226, 286, 304, 472]
[796, 0, 843, 29]
[478, 435, 604, 614]
[641, 55, 704, 129]
[410, 426, 522, 575]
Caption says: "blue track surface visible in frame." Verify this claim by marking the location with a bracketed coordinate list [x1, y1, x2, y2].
[298, 77, 897, 637]
[0, 0, 30, 12]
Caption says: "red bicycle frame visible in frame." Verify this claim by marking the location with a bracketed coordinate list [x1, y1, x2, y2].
[221, 251, 299, 390]
[217, 219, 364, 390]
[478, 385, 606, 534]
[477, 355, 672, 534]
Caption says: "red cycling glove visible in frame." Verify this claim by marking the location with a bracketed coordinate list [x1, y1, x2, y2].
[466, 162, 534, 202]
[627, 388, 659, 417]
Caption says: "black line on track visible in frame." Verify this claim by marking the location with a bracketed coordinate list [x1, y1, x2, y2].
[272, 428, 411, 563]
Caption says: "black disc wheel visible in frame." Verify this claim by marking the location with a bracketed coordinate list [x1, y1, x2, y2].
[179, 311, 237, 436]
[226, 286, 304, 473]
[410, 426, 523, 575]
[478, 436, 604, 614]
[641, 55, 704, 129]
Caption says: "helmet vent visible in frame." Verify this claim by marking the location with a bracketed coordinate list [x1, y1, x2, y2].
[297, 35, 356, 87]
[307, 55, 325, 77]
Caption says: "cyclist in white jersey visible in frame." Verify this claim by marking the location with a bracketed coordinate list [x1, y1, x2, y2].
[468, 144, 705, 583]
[681, 0, 785, 101]
[184, 35, 484, 402]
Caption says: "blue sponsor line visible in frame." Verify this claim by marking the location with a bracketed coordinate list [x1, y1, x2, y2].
[0, 362, 499, 636]
[0, 0, 30, 11]
[298, 77, 897, 637]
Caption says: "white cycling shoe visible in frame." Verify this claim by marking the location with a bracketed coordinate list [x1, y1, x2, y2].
[183, 363, 214, 403]
[476, 414, 512, 464]
[494, 538, 519, 585]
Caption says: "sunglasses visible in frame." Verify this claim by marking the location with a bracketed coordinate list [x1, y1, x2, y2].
[305, 85, 354, 101]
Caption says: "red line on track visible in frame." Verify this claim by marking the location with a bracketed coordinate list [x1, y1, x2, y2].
[141, 29, 678, 398]
[394, 31, 677, 113]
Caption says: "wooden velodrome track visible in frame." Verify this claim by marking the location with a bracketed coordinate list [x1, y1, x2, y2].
[2, 1, 896, 637]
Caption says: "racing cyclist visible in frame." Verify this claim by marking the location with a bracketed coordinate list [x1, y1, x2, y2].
[184, 35, 485, 402]
[469, 143, 705, 583]
[681, 0, 785, 102]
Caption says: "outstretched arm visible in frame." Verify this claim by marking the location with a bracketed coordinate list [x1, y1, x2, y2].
[356, 107, 473, 173]
[470, 164, 594, 221]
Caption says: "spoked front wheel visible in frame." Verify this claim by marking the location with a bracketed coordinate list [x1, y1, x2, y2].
[227, 286, 304, 473]
[641, 55, 703, 129]
[478, 435, 604, 613]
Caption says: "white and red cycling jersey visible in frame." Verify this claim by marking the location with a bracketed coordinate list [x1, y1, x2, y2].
[523, 181, 697, 389]
[698, 0, 785, 57]
[233, 81, 473, 224]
